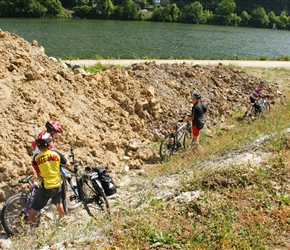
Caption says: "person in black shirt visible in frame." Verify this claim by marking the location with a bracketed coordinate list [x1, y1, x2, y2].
[183, 92, 207, 145]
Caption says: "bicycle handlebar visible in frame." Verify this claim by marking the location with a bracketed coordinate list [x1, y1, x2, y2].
[260, 95, 269, 98]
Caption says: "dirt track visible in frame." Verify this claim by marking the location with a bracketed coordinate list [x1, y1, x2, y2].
[64, 59, 290, 68]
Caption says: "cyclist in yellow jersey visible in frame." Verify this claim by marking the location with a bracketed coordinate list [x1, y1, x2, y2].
[28, 132, 71, 224]
[31, 120, 63, 177]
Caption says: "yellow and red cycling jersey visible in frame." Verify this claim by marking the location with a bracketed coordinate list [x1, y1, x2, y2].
[32, 150, 67, 189]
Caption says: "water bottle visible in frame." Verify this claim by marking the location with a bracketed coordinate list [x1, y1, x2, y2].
[32, 180, 39, 189]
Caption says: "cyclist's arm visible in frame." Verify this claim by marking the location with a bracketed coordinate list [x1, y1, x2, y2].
[55, 150, 73, 171]
[183, 116, 193, 122]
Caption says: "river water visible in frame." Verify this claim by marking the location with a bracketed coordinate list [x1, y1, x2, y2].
[1, 18, 290, 60]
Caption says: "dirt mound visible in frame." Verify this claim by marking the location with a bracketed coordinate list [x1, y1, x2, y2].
[0, 29, 283, 200]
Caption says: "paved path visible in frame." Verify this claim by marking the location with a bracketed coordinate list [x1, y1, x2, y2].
[64, 59, 290, 69]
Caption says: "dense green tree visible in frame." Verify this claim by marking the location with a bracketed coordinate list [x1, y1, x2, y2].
[40, 0, 63, 17]
[180, 1, 208, 24]
[95, 0, 114, 18]
[0, 0, 46, 17]
[215, 0, 235, 16]
[211, 0, 237, 25]
[237, 0, 290, 15]
[150, 7, 163, 21]
[151, 4, 180, 22]
[168, 3, 180, 22]
[268, 11, 278, 25]
[73, 5, 93, 18]
[240, 10, 250, 26]
[277, 11, 289, 28]
[249, 7, 270, 28]
[112, 0, 138, 20]
[136, 0, 148, 9]
[122, 0, 139, 20]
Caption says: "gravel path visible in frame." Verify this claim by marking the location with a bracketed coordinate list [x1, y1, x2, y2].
[63, 59, 290, 68]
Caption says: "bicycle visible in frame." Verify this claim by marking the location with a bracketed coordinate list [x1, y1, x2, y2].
[0, 175, 52, 236]
[60, 166, 82, 211]
[246, 96, 271, 119]
[61, 148, 110, 218]
[159, 117, 194, 161]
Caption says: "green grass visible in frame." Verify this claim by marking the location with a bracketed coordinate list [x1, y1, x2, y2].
[83, 62, 124, 73]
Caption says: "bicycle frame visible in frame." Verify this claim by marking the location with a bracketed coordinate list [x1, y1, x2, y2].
[0, 175, 46, 236]
[22, 181, 38, 215]
[62, 148, 110, 217]
[250, 96, 269, 117]
[173, 121, 189, 141]
[159, 120, 193, 161]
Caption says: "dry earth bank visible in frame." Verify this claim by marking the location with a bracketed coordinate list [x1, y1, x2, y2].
[0, 29, 285, 201]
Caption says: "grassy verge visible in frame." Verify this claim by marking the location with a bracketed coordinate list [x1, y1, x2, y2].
[10, 67, 290, 249]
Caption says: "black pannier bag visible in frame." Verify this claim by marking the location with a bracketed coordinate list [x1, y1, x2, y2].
[87, 166, 117, 196]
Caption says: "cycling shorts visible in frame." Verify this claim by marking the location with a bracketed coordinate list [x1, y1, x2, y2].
[31, 186, 62, 211]
[250, 97, 256, 103]
[192, 125, 200, 137]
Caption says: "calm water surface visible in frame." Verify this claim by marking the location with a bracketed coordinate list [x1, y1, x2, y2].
[1, 18, 290, 59]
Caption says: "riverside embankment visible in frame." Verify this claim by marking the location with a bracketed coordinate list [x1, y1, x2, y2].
[64, 59, 290, 68]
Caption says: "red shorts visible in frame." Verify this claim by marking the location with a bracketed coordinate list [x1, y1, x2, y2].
[192, 125, 200, 137]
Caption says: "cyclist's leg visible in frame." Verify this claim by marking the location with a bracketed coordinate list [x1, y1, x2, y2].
[50, 187, 65, 218]
[27, 209, 38, 225]
[244, 97, 255, 116]
[27, 188, 49, 224]
[56, 203, 65, 217]
[192, 125, 200, 145]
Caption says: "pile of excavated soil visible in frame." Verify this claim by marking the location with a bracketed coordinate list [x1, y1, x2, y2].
[0, 29, 284, 201]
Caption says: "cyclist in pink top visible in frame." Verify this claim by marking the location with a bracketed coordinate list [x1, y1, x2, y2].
[244, 80, 266, 117]
[31, 120, 63, 177]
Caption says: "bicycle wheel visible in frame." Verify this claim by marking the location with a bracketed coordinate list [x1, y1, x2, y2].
[253, 107, 261, 117]
[0, 193, 40, 236]
[65, 174, 82, 211]
[183, 127, 194, 150]
[159, 134, 176, 161]
[262, 102, 271, 114]
[82, 179, 110, 218]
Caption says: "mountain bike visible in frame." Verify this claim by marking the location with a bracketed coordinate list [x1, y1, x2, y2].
[159, 118, 194, 161]
[60, 166, 82, 211]
[61, 148, 110, 218]
[252, 96, 271, 117]
[0, 175, 52, 236]
[246, 96, 271, 119]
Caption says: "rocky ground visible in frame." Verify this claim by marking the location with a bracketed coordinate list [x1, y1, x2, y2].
[0, 29, 285, 203]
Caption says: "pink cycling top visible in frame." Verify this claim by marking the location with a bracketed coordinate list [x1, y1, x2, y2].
[250, 86, 263, 100]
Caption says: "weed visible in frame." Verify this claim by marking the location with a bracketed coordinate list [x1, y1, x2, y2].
[63, 55, 79, 60]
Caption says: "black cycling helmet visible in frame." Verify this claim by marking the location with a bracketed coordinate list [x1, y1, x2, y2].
[260, 80, 266, 86]
[35, 132, 52, 147]
[191, 92, 202, 99]
[45, 120, 63, 133]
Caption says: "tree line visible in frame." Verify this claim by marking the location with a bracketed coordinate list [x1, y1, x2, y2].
[1, 0, 290, 30]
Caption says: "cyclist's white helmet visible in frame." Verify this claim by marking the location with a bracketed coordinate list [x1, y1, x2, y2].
[191, 92, 201, 99]
[260, 80, 266, 86]
[35, 132, 52, 147]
